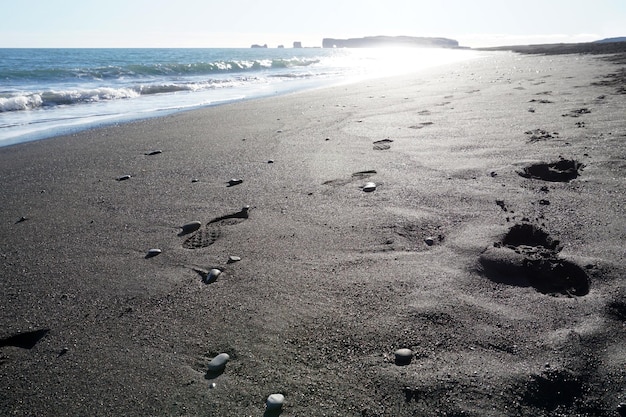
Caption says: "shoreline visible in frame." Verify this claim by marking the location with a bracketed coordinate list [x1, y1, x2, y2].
[0, 47, 480, 149]
[1, 50, 625, 416]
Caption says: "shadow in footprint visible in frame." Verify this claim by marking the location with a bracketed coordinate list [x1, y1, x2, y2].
[502, 223, 561, 250]
[0, 329, 50, 349]
[605, 300, 626, 321]
[519, 159, 584, 182]
[520, 369, 584, 411]
[479, 224, 590, 296]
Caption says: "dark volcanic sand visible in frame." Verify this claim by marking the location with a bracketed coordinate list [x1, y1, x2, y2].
[1, 48, 625, 416]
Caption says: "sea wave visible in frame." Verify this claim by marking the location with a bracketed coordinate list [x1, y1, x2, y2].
[0, 77, 266, 113]
[0, 57, 321, 82]
[0, 88, 138, 112]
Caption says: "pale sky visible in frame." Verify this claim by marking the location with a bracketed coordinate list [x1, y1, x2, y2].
[2, 0, 625, 48]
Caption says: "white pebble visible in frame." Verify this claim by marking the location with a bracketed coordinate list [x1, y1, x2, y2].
[205, 268, 222, 284]
[266, 393, 284, 410]
[363, 182, 377, 192]
[395, 348, 413, 365]
[207, 353, 230, 372]
[146, 248, 162, 258]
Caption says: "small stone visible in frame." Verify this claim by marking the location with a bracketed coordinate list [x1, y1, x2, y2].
[145, 150, 162, 155]
[181, 221, 202, 234]
[205, 268, 222, 284]
[191, 178, 199, 183]
[424, 237, 435, 246]
[228, 178, 243, 186]
[268, 159, 274, 164]
[117, 175, 131, 181]
[227, 256, 241, 263]
[146, 248, 162, 258]
[395, 348, 413, 365]
[209, 382, 217, 389]
[207, 353, 230, 372]
[266, 393, 285, 410]
[363, 182, 376, 192]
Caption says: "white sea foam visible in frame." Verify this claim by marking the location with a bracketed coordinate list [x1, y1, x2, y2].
[0, 94, 43, 112]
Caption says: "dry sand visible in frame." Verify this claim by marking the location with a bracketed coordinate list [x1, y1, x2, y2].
[1, 49, 625, 416]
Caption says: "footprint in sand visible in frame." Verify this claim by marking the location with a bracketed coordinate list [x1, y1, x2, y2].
[528, 98, 554, 104]
[519, 159, 584, 182]
[478, 223, 590, 296]
[562, 108, 591, 118]
[323, 170, 377, 187]
[373, 139, 393, 150]
[182, 206, 249, 249]
[524, 129, 559, 143]
[409, 122, 434, 129]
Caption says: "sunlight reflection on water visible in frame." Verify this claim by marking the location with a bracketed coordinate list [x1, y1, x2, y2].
[333, 47, 480, 81]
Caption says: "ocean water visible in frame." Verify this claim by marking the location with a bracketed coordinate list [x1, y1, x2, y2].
[0, 47, 478, 147]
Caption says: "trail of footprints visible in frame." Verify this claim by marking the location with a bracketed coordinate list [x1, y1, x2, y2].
[134, 79, 600, 412]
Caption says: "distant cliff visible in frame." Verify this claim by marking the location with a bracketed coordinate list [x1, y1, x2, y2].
[322, 36, 459, 49]
[593, 37, 626, 44]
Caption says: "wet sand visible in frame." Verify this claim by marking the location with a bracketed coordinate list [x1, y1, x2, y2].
[1, 48, 625, 416]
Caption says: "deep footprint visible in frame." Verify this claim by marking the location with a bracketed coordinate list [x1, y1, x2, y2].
[479, 224, 590, 296]
[520, 369, 584, 411]
[519, 159, 584, 182]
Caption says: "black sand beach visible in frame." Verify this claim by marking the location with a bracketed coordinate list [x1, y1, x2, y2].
[1, 46, 625, 416]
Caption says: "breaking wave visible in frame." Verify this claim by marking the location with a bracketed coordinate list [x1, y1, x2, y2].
[0, 78, 267, 113]
[1, 57, 321, 82]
